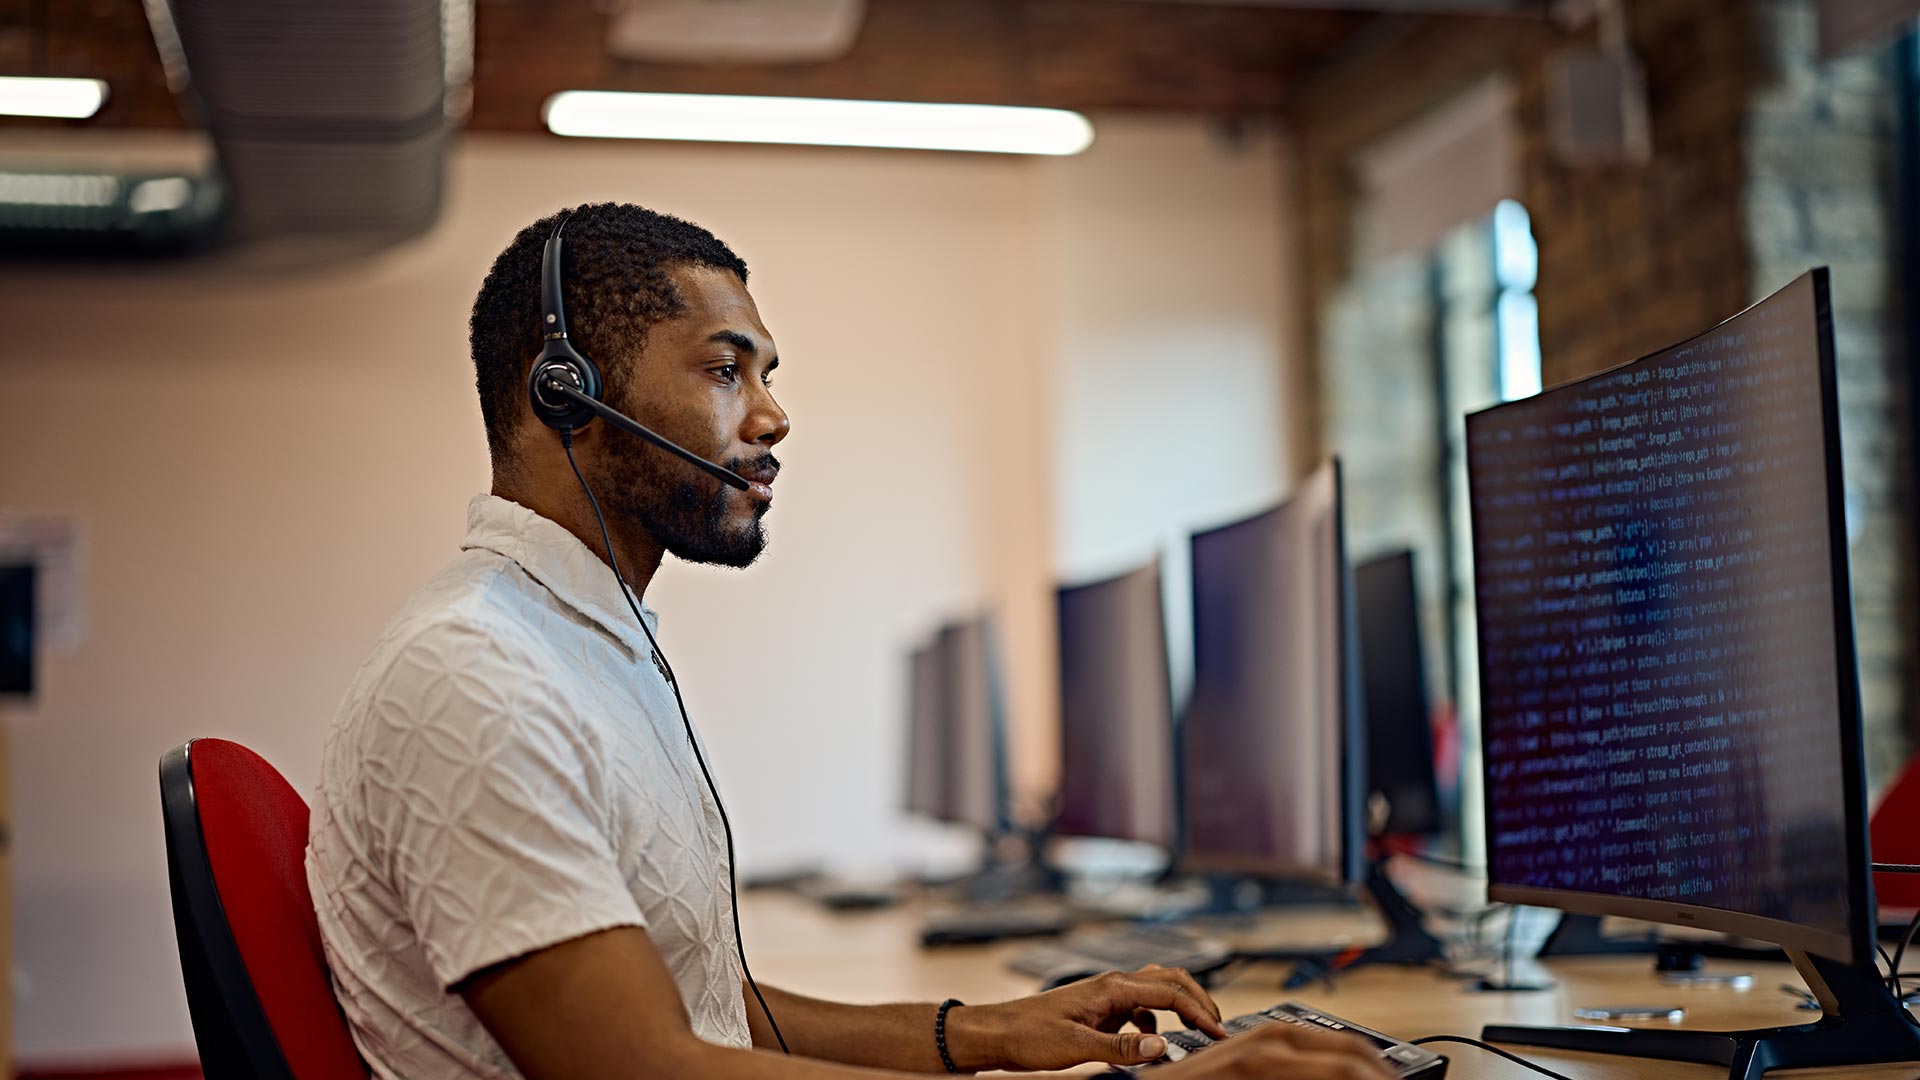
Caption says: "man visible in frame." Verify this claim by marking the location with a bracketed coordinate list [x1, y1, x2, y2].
[306, 202, 1392, 1080]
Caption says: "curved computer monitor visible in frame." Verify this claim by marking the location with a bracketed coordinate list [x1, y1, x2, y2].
[1179, 460, 1367, 884]
[1467, 268, 1872, 965]
[904, 640, 948, 821]
[1052, 560, 1177, 850]
[1355, 550, 1442, 837]
[934, 615, 1011, 836]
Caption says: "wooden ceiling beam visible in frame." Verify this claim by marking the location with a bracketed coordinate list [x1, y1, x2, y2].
[1, 0, 1383, 134]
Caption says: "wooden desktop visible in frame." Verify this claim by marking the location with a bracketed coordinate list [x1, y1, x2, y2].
[741, 892, 1919, 1078]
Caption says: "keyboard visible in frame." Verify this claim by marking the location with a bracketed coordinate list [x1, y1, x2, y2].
[919, 904, 1078, 946]
[797, 877, 902, 912]
[1008, 923, 1235, 988]
[1111, 1001, 1447, 1078]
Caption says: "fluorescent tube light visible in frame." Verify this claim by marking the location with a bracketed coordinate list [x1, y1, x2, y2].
[0, 172, 120, 207]
[544, 92, 1093, 156]
[130, 176, 195, 214]
[0, 77, 108, 119]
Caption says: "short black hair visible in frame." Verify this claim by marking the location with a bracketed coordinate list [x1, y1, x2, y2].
[469, 202, 749, 467]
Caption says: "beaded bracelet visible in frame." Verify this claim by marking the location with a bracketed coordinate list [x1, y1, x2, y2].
[935, 998, 965, 1073]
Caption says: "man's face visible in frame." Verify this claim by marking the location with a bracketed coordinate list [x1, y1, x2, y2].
[593, 265, 789, 568]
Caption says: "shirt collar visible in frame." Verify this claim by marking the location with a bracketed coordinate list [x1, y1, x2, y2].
[461, 494, 660, 659]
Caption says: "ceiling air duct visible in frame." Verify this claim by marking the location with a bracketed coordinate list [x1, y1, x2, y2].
[149, 0, 470, 257]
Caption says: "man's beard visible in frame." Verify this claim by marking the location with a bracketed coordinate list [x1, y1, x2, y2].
[597, 437, 774, 569]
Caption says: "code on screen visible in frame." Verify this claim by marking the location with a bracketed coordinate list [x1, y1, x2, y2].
[1467, 272, 1850, 936]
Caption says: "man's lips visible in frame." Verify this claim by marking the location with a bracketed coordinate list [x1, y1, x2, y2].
[735, 466, 778, 503]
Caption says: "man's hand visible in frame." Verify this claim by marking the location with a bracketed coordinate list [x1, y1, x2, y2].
[1155, 1021, 1398, 1080]
[951, 964, 1229, 1071]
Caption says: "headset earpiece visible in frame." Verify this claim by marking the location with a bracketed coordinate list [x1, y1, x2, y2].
[528, 344, 601, 432]
[528, 213, 604, 432]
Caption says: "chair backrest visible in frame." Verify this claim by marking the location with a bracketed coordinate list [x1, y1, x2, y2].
[160, 738, 370, 1080]
[1872, 753, 1920, 911]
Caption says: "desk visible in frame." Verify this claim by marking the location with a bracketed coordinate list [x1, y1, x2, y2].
[740, 893, 1919, 1078]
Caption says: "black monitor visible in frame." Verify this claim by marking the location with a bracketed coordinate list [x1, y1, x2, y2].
[904, 641, 947, 822]
[1053, 560, 1177, 850]
[1180, 460, 1367, 884]
[935, 616, 1010, 836]
[1355, 550, 1442, 837]
[1468, 270, 1916, 1070]
[0, 564, 30, 698]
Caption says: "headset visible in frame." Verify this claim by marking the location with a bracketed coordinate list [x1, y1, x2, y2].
[529, 211, 788, 1054]
[528, 215, 752, 491]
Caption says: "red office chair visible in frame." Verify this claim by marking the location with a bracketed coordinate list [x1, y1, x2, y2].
[1873, 752, 1920, 911]
[160, 738, 370, 1080]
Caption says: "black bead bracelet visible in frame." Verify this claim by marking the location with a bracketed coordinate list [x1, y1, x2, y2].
[935, 998, 965, 1073]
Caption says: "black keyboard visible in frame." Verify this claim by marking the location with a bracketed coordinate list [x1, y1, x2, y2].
[1112, 1001, 1446, 1078]
[1008, 924, 1235, 988]
[918, 904, 1077, 946]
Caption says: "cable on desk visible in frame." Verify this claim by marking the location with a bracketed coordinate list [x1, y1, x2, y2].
[1892, 908, 1920, 1005]
[1409, 1035, 1574, 1080]
[1873, 863, 1920, 874]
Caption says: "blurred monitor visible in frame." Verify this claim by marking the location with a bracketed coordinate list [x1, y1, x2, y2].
[1053, 560, 1177, 850]
[1355, 550, 1442, 836]
[935, 616, 1011, 835]
[1180, 460, 1366, 884]
[0, 565, 31, 698]
[904, 641, 947, 821]
[1467, 268, 1869, 964]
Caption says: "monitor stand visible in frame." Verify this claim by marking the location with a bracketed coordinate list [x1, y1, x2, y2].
[1535, 912, 1657, 957]
[1484, 949, 1920, 1080]
[1268, 858, 1446, 983]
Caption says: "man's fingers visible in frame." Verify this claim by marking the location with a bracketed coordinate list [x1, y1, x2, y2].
[1131, 1007, 1158, 1034]
[1237, 1024, 1394, 1080]
[1100, 972, 1226, 1038]
[1070, 1025, 1170, 1066]
[1256, 1047, 1395, 1080]
[1149, 965, 1222, 1024]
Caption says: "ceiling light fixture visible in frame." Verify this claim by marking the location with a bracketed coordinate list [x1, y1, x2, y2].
[543, 91, 1094, 156]
[0, 76, 109, 119]
[0, 172, 121, 207]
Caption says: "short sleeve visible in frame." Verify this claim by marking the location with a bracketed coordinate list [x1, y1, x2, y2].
[356, 618, 645, 990]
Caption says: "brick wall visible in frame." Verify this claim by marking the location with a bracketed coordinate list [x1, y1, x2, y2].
[1298, 0, 1916, 792]
[1523, 0, 1767, 387]
[1745, 0, 1914, 789]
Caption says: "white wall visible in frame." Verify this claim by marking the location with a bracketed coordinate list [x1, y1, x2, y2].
[0, 120, 1300, 1062]
[1042, 118, 1299, 703]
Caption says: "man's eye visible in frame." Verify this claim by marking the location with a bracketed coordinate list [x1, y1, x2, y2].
[713, 364, 740, 383]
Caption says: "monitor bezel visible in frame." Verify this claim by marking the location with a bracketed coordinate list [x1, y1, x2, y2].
[1467, 268, 1873, 965]
[1049, 558, 1180, 850]
[1175, 458, 1369, 886]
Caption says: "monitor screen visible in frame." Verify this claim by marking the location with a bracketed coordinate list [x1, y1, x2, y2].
[937, 617, 1009, 835]
[1181, 460, 1366, 882]
[1054, 560, 1177, 848]
[904, 641, 947, 821]
[1467, 269, 1867, 962]
[0, 564, 30, 698]
[1356, 550, 1441, 837]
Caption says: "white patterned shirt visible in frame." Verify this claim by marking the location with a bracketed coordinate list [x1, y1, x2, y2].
[307, 494, 752, 1080]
